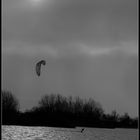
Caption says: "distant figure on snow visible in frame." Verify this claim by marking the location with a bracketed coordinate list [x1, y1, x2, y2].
[35, 60, 46, 76]
[81, 128, 85, 133]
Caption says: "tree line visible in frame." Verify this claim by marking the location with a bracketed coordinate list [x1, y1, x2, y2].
[2, 90, 138, 128]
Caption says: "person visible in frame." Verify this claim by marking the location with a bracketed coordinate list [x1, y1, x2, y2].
[81, 128, 85, 133]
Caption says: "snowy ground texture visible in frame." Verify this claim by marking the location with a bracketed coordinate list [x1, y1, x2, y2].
[2, 125, 138, 140]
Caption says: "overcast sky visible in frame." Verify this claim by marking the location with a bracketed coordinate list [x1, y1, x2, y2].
[2, 0, 138, 116]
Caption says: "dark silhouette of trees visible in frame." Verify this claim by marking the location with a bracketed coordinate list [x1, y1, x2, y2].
[36, 94, 138, 128]
[117, 113, 138, 128]
[1, 90, 138, 128]
[38, 94, 104, 116]
[2, 90, 20, 124]
[36, 94, 105, 127]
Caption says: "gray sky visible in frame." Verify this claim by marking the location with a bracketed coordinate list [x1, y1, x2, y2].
[2, 0, 138, 116]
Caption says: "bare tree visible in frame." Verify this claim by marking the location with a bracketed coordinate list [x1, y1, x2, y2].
[2, 90, 19, 113]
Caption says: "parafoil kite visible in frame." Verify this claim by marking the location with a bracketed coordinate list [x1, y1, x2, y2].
[36, 60, 46, 76]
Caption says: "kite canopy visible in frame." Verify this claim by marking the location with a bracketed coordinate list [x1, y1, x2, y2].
[36, 60, 46, 76]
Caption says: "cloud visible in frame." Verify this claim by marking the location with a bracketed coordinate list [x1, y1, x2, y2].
[3, 0, 137, 46]
[2, 39, 138, 59]
[2, 42, 58, 58]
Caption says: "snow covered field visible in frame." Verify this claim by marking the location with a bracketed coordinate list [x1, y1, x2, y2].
[2, 125, 138, 140]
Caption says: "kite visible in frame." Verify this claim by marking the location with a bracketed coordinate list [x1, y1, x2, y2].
[36, 60, 46, 76]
